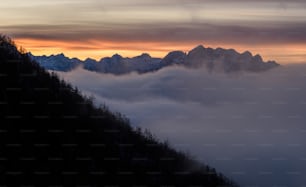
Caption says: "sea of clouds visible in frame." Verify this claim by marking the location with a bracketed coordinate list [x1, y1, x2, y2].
[58, 64, 306, 187]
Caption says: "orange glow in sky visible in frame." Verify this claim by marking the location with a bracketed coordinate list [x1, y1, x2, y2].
[15, 38, 306, 64]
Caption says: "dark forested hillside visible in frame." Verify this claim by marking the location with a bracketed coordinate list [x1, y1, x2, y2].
[0, 35, 236, 186]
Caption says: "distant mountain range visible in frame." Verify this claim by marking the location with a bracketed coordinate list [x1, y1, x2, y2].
[29, 45, 279, 74]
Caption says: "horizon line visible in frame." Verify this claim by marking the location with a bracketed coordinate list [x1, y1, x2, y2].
[15, 38, 306, 65]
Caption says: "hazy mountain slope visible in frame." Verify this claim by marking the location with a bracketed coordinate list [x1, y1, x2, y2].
[0, 35, 236, 186]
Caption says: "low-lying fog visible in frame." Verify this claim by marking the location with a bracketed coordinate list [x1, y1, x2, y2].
[58, 64, 306, 187]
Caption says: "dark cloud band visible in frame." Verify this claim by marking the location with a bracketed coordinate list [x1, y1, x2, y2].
[4, 21, 306, 45]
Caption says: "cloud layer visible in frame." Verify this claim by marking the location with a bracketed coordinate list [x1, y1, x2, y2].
[58, 64, 306, 186]
[4, 22, 306, 45]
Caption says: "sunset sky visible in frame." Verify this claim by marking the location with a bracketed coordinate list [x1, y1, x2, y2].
[1, 0, 306, 63]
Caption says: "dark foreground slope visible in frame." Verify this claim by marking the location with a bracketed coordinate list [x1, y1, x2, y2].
[0, 36, 236, 187]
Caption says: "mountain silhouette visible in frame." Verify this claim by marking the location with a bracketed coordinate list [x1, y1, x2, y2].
[0, 35, 237, 186]
[30, 45, 279, 74]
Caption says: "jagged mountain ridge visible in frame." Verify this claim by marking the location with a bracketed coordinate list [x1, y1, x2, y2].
[29, 53, 82, 72]
[30, 45, 279, 74]
[84, 53, 162, 74]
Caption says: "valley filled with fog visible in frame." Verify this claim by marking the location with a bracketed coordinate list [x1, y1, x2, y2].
[58, 64, 306, 186]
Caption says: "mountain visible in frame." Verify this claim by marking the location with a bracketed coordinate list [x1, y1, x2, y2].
[185, 45, 279, 72]
[0, 35, 237, 186]
[30, 45, 279, 74]
[30, 53, 162, 74]
[160, 45, 279, 72]
[84, 53, 162, 74]
[29, 53, 82, 71]
[161, 51, 187, 66]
